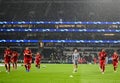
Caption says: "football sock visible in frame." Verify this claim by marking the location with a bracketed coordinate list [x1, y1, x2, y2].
[8, 64, 10, 72]
[103, 66, 105, 72]
[114, 67, 116, 71]
[13, 64, 15, 69]
[15, 63, 17, 69]
[5, 64, 7, 70]
[25, 65, 27, 70]
[28, 65, 31, 71]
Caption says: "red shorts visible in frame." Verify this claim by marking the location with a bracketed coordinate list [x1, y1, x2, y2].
[99, 60, 105, 66]
[4, 58, 11, 64]
[113, 61, 118, 67]
[11, 58, 17, 63]
[35, 60, 41, 65]
[24, 58, 32, 65]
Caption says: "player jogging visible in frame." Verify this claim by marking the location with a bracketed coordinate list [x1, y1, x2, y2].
[23, 47, 32, 72]
[11, 51, 19, 69]
[93, 57, 97, 64]
[72, 48, 79, 73]
[112, 51, 119, 72]
[4, 47, 12, 72]
[99, 49, 107, 74]
[35, 52, 42, 69]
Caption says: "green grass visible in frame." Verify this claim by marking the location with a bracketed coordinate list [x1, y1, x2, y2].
[0, 64, 120, 83]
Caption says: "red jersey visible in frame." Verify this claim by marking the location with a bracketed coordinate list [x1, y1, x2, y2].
[11, 51, 18, 59]
[35, 54, 42, 61]
[99, 51, 107, 60]
[23, 49, 32, 59]
[4, 49, 12, 59]
[112, 54, 119, 62]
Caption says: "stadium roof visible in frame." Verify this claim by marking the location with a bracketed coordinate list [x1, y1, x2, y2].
[0, 0, 120, 21]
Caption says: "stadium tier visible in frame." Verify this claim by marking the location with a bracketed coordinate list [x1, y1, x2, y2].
[0, 21, 120, 64]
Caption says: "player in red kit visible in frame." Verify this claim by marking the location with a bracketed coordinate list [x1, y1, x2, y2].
[99, 49, 107, 74]
[11, 51, 19, 69]
[112, 51, 119, 72]
[4, 47, 12, 72]
[35, 52, 42, 69]
[23, 47, 32, 72]
[93, 57, 97, 64]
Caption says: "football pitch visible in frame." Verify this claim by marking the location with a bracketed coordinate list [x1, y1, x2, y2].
[0, 64, 120, 83]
